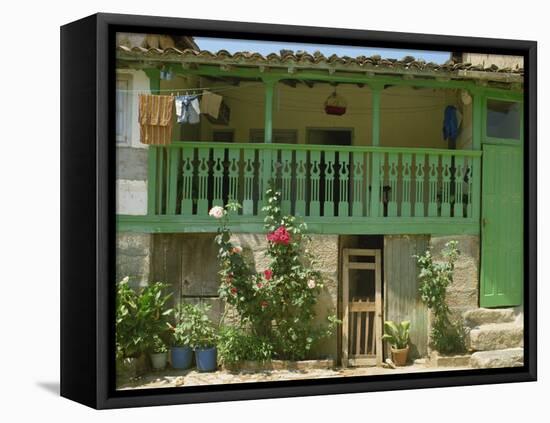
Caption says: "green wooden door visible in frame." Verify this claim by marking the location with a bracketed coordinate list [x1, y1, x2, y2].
[480, 144, 523, 307]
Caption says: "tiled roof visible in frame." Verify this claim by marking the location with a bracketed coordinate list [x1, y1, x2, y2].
[116, 46, 523, 84]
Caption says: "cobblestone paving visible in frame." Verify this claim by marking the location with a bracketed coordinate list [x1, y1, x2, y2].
[118, 364, 468, 390]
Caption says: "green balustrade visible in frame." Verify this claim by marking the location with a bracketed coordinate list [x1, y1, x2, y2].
[148, 142, 481, 227]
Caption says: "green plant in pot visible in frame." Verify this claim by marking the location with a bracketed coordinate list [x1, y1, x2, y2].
[187, 303, 218, 372]
[382, 320, 411, 366]
[149, 335, 169, 370]
[167, 303, 195, 369]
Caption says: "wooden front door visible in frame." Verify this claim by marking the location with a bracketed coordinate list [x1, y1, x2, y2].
[342, 248, 383, 367]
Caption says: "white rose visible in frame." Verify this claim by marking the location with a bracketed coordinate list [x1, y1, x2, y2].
[307, 279, 316, 289]
[208, 206, 225, 219]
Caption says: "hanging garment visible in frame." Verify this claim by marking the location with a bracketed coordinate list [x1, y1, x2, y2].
[200, 90, 223, 119]
[175, 95, 201, 124]
[443, 105, 459, 143]
[138, 94, 174, 145]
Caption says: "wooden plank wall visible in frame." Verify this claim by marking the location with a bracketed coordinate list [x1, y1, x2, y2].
[383, 235, 430, 359]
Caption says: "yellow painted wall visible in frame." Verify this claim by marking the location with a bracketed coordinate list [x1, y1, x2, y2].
[187, 80, 471, 149]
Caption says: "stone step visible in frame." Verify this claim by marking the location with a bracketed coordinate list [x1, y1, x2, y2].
[470, 348, 524, 369]
[468, 322, 523, 351]
[463, 308, 515, 327]
[428, 351, 471, 368]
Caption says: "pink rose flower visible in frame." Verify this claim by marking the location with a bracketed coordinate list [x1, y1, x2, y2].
[261, 300, 268, 308]
[208, 206, 225, 219]
[256, 282, 263, 289]
[266, 226, 291, 245]
[231, 246, 243, 254]
[263, 269, 273, 280]
[230, 287, 237, 295]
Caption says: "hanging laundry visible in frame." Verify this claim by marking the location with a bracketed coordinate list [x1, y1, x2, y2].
[138, 94, 174, 145]
[443, 105, 460, 143]
[200, 90, 223, 119]
[175, 95, 201, 124]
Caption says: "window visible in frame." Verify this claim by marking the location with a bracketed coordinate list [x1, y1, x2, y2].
[486, 99, 521, 140]
[249, 129, 297, 143]
[212, 130, 235, 143]
[116, 74, 132, 144]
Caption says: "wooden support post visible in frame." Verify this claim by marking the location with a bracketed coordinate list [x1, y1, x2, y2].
[261, 78, 277, 198]
[145, 68, 161, 215]
[370, 83, 382, 217]
[471, 92, 482, 221]
[342, 249, 350, 367]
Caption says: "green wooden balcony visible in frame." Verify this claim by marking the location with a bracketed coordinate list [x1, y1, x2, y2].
[119, 142, 482, 235]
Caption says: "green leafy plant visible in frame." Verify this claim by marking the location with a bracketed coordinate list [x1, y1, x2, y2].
[416, 241, 466, 354]
[184, 303, 217, 349]
[382, 320, 410, 349]
[115, 278, 173, 359]
[151, 335, 168, 354]
[211, 184, 339, 361]
[217, 326, 273, 364]
[168, 302, 195, 347]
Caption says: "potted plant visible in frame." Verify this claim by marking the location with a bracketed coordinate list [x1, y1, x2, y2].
[382, 320, 411, 366]
[149, 335, 169, 370]
[187, 303, 218, 372]
[167, 303, 194, 369]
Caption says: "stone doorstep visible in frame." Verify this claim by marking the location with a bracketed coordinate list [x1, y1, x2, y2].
[428, 351, 472, 368]
[224, 359, 336, 372]
[470, 348, 524, 369]
[468, 322, 524, 351]
[463, 308, 516, 327]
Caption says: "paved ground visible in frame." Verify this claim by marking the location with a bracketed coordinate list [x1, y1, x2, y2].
[117, 364, 469, 390]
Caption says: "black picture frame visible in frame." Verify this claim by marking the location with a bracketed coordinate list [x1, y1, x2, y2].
[60, 12, 537, 409]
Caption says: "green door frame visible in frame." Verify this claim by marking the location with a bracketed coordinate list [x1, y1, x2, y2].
[479, 94, 524, 308]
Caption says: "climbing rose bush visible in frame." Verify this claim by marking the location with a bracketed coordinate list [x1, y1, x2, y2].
[211, 186, 338, 360]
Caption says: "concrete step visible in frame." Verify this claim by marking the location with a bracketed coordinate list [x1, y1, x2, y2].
[468, 322, 523, 351]
[470, 348, 524, 369]
[428, 351, 471, 368]
[463, 308, 515, 327]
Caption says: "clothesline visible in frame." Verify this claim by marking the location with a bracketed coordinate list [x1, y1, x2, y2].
[116, 82, 264, 96]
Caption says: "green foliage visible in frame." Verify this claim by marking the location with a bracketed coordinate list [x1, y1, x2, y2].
[168, 302, 196, 347]
[212, 184, 339, 361]
[416, 241, 466, 354]
[115, 278, 173, 359]
[382, 320, 410, 349]
[151, 335, 168, 353]
[181, 303, 217, 349]
[217, 326, 273, 364]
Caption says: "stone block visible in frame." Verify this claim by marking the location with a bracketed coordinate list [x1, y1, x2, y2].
[464, 308, 515, 327]
[468, 322, 523, 351]
[470, 348, 524, 368]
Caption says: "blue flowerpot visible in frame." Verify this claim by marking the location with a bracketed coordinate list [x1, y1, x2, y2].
[171, 346, 193, 369]
[195, 347, 218, 372]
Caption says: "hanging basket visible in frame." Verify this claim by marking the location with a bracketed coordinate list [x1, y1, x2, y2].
[324, 91, 347, 116]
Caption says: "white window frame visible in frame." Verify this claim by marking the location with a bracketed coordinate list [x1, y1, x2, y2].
[116, 73, 133, 145]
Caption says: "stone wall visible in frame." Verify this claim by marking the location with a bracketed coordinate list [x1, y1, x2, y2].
[116, 232, 151, 288]
[429, 235, 480, 318]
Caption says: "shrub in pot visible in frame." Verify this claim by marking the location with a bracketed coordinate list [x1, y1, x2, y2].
[187, 303, 218, 372]
[149, 335, 169, 370]
[167, 303, 195, 369]
[382, 320, 411, 366]
[115, 277, 173, 377]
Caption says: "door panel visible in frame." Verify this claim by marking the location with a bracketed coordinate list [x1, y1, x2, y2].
[480, 144, 523, 307]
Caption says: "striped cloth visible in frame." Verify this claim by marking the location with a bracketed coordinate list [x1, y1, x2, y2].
[138, 94, 174, 145]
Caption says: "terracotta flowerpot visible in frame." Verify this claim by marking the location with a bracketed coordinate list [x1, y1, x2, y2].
[391, 346, 409, 366]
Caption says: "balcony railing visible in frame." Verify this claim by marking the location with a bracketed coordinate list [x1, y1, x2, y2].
[147, 142, 481, 227]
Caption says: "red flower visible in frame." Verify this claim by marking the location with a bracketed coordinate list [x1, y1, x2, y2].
[230, 287, 237, 295]
[263, 269, 273, 280]
[261, 300, 268, 308]
[256, 282, 263, 289]
[266, 226, 291, 245]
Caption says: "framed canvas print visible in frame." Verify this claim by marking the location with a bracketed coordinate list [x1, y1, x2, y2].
[60, 13, 537, 409]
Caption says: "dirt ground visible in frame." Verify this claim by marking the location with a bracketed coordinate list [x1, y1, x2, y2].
[117, 363, 469, 390]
